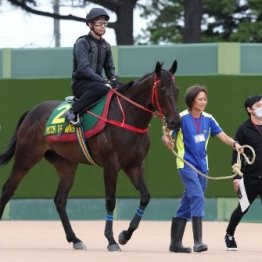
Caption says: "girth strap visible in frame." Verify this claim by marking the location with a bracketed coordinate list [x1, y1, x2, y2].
[75, 125, 97, 166]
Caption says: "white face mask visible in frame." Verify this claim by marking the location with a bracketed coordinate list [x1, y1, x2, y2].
[254, 107, 262, 118]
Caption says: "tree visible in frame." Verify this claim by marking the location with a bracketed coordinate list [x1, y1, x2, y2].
[138, 0, 262, 44]
[202, 0, 262, 43]
[7, 0, 138, 45]
[137, 0, 197, 44]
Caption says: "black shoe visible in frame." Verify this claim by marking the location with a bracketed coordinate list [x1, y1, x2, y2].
[64, 110, 80, 126]
[225, 233, 237, 251]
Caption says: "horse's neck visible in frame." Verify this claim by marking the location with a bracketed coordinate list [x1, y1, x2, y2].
[126, 77, 153, 107]
[120, 76, 154, 126]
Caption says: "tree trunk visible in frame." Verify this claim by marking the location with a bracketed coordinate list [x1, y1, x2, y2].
[183, 0, 202, 43]
[53, 0, 60, 47]
[114, 0, 137, 45]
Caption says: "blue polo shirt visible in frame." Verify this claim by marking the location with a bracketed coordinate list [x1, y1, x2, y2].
[171, 109, 222, 173]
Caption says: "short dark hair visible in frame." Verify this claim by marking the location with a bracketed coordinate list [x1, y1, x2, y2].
[184, 85, 208, 109]
[244, 95, 262, 115]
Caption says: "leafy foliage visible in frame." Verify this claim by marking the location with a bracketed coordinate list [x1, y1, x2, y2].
[137, 0, 262, 44]
[136, 0, 184, 44]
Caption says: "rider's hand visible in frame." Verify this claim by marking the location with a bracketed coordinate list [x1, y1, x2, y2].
[108, 77, 118, 88]
[105, 83, 112, 89]
[162, 134, 174, 150]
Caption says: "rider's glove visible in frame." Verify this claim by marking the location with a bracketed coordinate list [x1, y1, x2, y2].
[109, 77, 117, 88]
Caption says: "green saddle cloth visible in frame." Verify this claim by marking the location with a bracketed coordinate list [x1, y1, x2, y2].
[44, 96, 107, 136]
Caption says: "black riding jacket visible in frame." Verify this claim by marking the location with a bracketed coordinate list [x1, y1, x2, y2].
[72, 33, 116, 84]
[232, 118, 262, 179]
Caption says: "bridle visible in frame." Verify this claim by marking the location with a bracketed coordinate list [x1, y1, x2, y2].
[109, 74, 166, 118]
[85, 73, 174, 133]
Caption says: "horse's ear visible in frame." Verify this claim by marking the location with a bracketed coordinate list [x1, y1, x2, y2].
[155, 62, 162, 77]
[169, 60, 177, 75]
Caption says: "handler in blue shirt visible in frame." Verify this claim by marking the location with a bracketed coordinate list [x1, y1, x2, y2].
[162, 85, 241, 253]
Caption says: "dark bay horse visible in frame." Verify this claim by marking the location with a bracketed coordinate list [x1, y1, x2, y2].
[0, 61, 180, 251]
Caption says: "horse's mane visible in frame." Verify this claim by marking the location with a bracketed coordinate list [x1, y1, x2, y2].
[117, 72, 153, 94]
[116, 81, 135, 93]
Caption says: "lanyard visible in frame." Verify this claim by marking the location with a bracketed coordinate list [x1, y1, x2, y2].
[191, 114, 202, 134]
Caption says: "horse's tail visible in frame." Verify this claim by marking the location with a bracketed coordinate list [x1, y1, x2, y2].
[0, 111, 29, 166]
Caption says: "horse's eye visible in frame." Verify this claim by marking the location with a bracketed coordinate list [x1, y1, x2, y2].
[158, 88, 166, 95]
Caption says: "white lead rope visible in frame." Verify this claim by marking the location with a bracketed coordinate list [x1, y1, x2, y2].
[162, 125, 256, 180]
[170, 145, 255, 180]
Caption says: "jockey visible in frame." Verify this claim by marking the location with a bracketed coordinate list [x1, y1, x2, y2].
[64, 7, 118, 125]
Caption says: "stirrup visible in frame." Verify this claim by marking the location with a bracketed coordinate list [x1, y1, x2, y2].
[59, 113, 80, 136]
[65, 96, 75, 103]
[70, 114, 81, 126]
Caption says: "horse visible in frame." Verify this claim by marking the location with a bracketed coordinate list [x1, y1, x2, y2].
[0, 60, 180, 251]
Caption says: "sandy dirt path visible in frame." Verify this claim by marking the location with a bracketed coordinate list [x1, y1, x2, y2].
[0, 221, 261, 262]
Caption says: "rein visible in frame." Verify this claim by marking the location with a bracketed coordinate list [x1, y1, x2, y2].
[85, 110, 148, 133]
[162, 126, 256, 180]
[86, 76, 164, 133]
[108, 76, 163, 118]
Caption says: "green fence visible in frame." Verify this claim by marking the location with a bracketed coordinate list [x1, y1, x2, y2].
[0, 76, 261, 199]
[2, 198, 262, 222]
[2, 43, 262, 78]
[118, 44, 218, 76]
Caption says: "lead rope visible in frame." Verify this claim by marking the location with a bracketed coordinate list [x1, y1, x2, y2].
[162, 125, 256, 180]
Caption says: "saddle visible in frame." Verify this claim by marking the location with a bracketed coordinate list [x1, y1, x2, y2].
[44, 91, 114, 142]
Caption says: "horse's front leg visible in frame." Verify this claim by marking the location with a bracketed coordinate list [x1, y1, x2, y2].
[103, 168, 121, 251]
[118, 165, 150, 245]
[51, 159, 86, 250]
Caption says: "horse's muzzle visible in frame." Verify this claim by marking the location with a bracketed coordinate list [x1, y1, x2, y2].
[167, 120, 181, 132]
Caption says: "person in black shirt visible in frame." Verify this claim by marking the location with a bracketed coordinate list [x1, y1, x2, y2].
[65, 8, 118, 125]
[225, 95, 262, 251]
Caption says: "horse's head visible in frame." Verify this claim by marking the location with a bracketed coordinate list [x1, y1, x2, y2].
[153, 60, 181, 131]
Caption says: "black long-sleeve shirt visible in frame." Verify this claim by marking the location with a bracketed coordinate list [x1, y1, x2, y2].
[232, 118, 262, 179]
[72, 33, 116, 84]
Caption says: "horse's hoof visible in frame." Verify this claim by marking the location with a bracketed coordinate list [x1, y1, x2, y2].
[73, 241, 87, 250]
[118, 230, 129, 245]
[107, 243, 121, 252]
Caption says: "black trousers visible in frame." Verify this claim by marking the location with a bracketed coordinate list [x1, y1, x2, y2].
[226, 176, 262, 236]
[71, 79, 109, 114]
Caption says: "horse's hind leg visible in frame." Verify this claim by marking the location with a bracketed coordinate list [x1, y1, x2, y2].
[0, 168, 29, 218]
[118, 164, 150, 245]
[0, 145, 44, 218]
[44, 151, 86, 250]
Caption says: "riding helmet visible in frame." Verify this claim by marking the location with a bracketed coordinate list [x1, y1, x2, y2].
[86, 8, 110, 24]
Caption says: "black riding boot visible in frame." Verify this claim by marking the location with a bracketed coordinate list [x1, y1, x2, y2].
[169, 217, 192, 253]
[192, 217, 208, 252]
